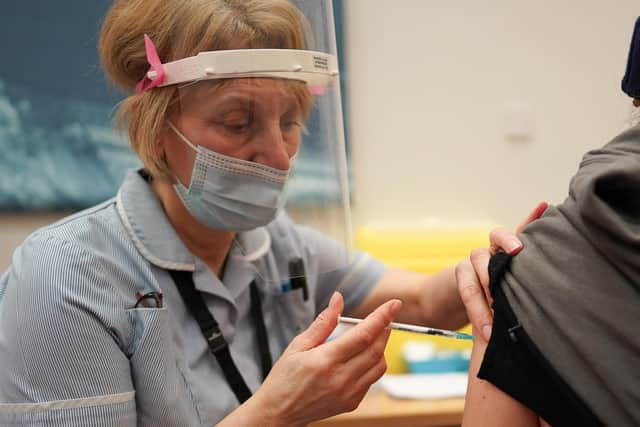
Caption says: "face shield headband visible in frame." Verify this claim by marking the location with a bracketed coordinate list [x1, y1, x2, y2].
[135, 34, 339, 94]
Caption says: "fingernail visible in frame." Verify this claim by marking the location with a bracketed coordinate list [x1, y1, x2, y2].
[538, 201, 549, 212]
[329, 292, 339, 306]
[391, 299, 402, 313]
[508, 240, 523, 255]
[483, 325, 492, 341]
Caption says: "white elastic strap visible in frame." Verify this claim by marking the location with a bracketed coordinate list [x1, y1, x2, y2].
[169, 122, 199, 152]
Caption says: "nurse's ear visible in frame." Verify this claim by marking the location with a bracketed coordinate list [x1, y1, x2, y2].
[633, 98, 640, 107]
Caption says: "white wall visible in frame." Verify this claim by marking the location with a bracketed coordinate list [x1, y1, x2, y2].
[344, 0, 638, 229]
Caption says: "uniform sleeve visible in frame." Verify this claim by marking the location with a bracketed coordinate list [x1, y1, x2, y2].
[295, 225, 387, 314]
[0, 233, 136, 426]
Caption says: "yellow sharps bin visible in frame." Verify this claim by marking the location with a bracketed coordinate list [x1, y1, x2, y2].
[355, 224, 494, 373]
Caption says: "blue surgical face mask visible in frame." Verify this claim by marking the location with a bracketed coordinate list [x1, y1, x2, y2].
[169, 122, 291, 231]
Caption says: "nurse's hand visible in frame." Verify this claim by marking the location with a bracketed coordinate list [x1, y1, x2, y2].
[456, 202, 548, 342]
[253, 292, 401, 427]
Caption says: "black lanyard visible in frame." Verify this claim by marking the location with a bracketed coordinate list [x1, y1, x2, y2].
[168, 270, 272, 404]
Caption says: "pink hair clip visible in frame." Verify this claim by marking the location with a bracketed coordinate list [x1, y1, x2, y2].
[135, 34, 166, 93]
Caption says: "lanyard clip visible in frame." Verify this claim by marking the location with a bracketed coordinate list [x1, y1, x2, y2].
[203, 326, 228, 353]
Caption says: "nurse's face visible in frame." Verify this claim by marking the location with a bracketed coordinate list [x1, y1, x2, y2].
[164, 78, 307, 187]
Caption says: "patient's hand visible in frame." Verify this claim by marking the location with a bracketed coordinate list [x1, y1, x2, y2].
[455, 202, 547, 341]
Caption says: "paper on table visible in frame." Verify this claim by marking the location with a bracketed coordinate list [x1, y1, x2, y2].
[377, 373, 468, 400]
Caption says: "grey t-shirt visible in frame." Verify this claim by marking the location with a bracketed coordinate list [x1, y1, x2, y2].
[500, 127, 640, 426]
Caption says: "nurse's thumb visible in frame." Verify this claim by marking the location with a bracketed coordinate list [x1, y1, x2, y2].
[287, 292, 343, 353]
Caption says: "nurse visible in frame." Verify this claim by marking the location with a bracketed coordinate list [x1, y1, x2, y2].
[0, 0, 527, 425]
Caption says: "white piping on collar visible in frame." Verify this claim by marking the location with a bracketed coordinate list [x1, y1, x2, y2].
[233, 227, 272, 262]
[116, 191, 195, 272]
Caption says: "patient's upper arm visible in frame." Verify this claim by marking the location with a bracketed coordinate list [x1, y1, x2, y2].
[462, 328, 540, 427]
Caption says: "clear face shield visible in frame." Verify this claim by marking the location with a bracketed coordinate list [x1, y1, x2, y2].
[140, 0, 352, 280]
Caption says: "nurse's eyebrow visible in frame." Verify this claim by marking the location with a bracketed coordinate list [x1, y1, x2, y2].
[207, 86, 298, 112]
[212, 94, 253, 109]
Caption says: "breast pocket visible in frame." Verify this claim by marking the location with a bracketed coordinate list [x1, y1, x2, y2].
[0, 392, 136, 427]
[126, 308, 198, 427]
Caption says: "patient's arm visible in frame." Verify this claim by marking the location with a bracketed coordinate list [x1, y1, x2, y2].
[462, 327, 547, 427]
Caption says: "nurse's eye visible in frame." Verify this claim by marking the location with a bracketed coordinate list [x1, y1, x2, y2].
[217, 111, 253, 134]
[223, 121, 251, 134]
[280, 108, 303, 132]
[281, 120, 302, 131]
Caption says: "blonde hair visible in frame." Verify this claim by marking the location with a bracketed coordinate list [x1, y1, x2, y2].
[99, 0, 313, 178]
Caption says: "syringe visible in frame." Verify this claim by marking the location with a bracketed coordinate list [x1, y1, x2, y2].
[338, 316, 474, 340]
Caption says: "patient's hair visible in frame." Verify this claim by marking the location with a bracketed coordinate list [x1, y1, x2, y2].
[99, 0, 312, 178]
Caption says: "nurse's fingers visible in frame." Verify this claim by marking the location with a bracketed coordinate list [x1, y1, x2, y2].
[343, 327, 391, 379]
[516, 201, 548, 234]
[456, 257, 493, 342]
[489, 202, 548, 255]
[481, 203, 548, 311]
[286, 292, 344, 353]
[469, 247, 493, 306]
[327, 299, 401, 362]
[354, 355, 388, 392]
[347, 355, 388, 404]
[488, 227, 523, 256]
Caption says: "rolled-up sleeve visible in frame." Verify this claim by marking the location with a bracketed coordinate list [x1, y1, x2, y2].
[0, 233, 136, 426]
[319, 251, 387, 314]
[0, 393, 136, 427]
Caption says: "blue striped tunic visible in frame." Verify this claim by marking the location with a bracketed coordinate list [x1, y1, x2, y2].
[0, 170, 386, 426]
